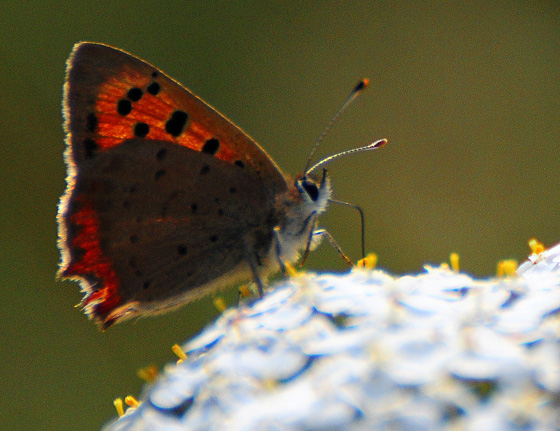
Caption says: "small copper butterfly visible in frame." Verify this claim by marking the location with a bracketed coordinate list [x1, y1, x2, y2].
[57, 42, 386, 329]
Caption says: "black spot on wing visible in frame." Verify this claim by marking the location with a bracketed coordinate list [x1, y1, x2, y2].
[165, 110, 188, 137]
[147, 82, 160, 95]
[127, 87, 143, 101]
[134, 122, 150, 138]
[155, 169, 166, 180]
[86, 113, 98, 132]
[202, 138, 219, 155]
[156, 148, 167, 161]
[83, 138, 98, 159]
[117, 99, 132, 116]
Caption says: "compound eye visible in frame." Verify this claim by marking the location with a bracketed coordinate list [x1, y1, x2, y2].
[301, 179, 319, 201]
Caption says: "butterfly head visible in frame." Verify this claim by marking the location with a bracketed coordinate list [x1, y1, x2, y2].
[295, 168, 331, 214]
[273, 169, 331, 265]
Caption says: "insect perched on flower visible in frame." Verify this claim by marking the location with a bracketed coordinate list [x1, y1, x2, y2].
[58, 42, 386, 329]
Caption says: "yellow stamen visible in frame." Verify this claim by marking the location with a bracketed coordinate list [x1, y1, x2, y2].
[285, 262, 298, 277]
[124, 396, 140, 408]
[238, 284, 252, 298]
[450, 253, 460, 272]
[497, 259, 518, 277]
[528, 238, 545, 255]
[172, 343, 188, 364]
[357, 253, 377, 270]
[113, 398, 125, 417]
[213, 297, 227, 313]
[137, 365, 158, 383]
[263, 379, 277, 390]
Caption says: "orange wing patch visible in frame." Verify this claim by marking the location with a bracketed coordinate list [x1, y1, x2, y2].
[62, 195, 122, 319]
[91, 67, 240, 163]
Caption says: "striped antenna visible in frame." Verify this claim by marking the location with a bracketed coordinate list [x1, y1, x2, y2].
[303, 79, 370, 174]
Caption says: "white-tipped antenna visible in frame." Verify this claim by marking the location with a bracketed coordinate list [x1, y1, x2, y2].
[306, 138, 387, 176]
[303, 79, 370, 174]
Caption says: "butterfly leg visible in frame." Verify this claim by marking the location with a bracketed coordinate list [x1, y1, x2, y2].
[307, 229, 354, 267]
[299, 214, 320, 267]
[272, 226, 288, 275]
[247, 254, 265, 298]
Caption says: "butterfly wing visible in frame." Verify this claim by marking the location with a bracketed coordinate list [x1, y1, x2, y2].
[58, 42, 288, 328]
[63, 42, 288, 192]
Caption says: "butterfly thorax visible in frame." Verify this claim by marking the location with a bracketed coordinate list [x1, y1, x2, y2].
[273, 172, 331, 265]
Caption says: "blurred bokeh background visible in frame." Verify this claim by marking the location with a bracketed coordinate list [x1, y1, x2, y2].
[1, 2, 558, 430]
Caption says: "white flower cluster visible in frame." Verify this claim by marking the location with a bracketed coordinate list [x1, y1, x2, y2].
[105, 246, 560, 431]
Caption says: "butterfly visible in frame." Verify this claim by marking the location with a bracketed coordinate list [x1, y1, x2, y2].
[57, 42, 386, 329]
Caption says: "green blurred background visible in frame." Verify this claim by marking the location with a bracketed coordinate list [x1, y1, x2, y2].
[1, 2, 558, 430]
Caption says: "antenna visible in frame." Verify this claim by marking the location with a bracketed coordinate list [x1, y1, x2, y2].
[305, 138, 387, 176]
[303, 79, 370, 174]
